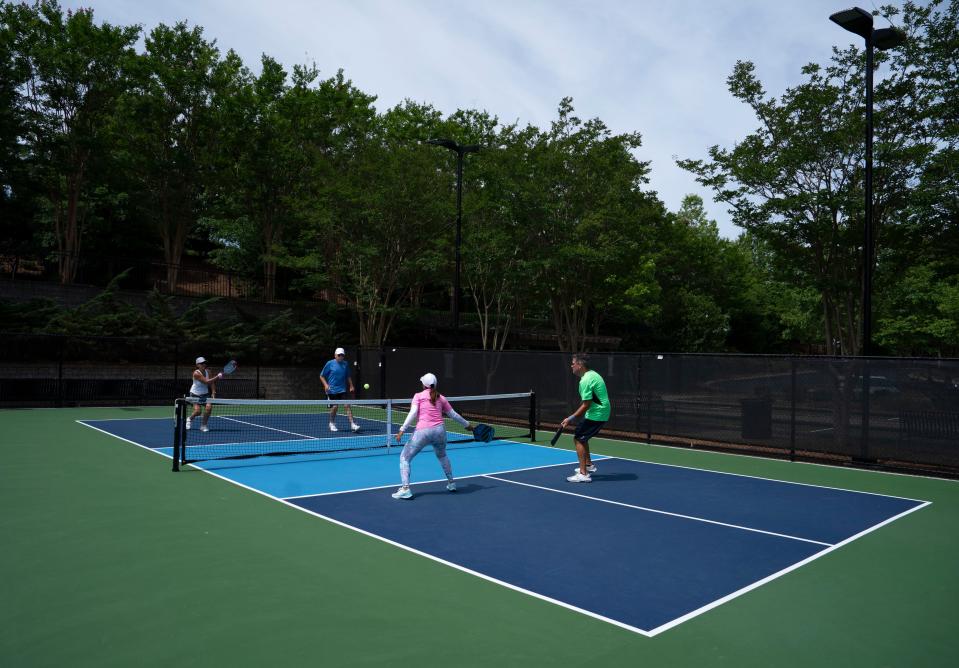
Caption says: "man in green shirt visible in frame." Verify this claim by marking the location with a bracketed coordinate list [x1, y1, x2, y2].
[561, 353, 610, 482]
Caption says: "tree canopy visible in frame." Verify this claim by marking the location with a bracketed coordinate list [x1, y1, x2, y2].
[2, 0, 956, 356]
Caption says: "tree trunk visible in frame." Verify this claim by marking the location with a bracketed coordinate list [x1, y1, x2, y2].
[56, 169, 85, 285]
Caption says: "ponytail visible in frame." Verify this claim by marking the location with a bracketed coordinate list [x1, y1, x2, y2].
[429, 387, 438, 405]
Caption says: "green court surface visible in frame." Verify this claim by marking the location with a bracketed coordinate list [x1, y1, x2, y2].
[2, 406, 958, 667]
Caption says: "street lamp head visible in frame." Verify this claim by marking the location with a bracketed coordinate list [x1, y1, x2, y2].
[426, 138, 483, 155]
[426, 138, 458, 151]
[830, 7, 873, 40]
[873, 27, 907, 50]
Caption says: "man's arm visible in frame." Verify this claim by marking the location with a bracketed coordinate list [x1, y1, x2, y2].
[561, 400, 591, 428]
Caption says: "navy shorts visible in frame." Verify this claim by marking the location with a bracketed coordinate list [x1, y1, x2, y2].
[574, 418, 606, 444]
[327, 392, 348, 400]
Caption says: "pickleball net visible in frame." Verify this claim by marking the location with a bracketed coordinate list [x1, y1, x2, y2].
[172, 392, 536, 470]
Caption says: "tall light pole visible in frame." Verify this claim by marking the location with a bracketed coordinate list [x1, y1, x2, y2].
[829, 7, 906, 357]
[830, 7, 905, 463]
[426, 138, 481, 341]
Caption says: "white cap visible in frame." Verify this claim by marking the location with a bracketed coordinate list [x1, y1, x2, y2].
[420, 372, 437, 388]
[196, 356, 206, 364]
[334, 347, 346, 356]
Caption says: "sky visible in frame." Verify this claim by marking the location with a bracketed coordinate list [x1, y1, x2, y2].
[65, 0, 894, 239]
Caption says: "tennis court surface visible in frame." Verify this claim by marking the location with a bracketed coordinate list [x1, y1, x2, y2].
[4, 404, 959, 666]
[81, 396, 926, 636]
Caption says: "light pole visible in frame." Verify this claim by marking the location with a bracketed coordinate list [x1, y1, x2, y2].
[426, 138, 481, 341]
[830, 7, 905, 463]
[829, 7, 906, 357]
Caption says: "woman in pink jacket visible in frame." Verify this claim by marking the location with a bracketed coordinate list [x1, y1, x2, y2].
[392, 373, 474, 500]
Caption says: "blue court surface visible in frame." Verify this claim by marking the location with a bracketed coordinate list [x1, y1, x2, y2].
[80, 415, 930, 636]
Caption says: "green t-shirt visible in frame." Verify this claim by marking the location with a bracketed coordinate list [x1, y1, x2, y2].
[579, 369, 610, 422]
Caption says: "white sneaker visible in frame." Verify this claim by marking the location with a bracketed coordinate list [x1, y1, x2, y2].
[572, 464, 597, 474]
[329, 423, 338, 432]
[185, 419, 192, 430]
[200, 425, 209, 433]
[391, 487, 413, 500]
[350, 423, 361, 432]
[567, 472, 592, 483]
[446, 481, 457, 492]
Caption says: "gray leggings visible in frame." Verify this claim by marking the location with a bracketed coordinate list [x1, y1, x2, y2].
[399, 424, 453, 487]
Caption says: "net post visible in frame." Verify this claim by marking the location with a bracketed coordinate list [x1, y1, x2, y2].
[172, 398, 184, 472]
[529, 391, 537, 441]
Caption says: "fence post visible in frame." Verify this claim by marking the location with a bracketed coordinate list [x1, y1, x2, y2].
[790, 357, 797, 461]
[858, 358, 874, 464]
[255, 340, 261, 399]
[173, 341, 179, 396]
[56, 335, 64, 408]
[379, 347, 387, 400]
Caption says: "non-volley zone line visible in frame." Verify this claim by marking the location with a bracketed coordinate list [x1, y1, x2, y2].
[289, 458, 928, 635]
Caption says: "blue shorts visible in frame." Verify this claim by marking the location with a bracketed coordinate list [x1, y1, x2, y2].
[574, 418, 606, 444]
[189, 392, 209, 406]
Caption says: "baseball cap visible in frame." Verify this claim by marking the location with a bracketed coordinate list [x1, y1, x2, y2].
[420, 372, 437, 388]
[196, 356, 206, 364]
[334, 347, 346, 356]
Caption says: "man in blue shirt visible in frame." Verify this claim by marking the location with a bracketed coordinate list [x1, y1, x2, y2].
[320, 347, 360, 432]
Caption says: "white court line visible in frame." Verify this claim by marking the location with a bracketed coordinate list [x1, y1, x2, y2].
[587, 455, 930, 505]
[482, 475, 832, 547]
[77, 420, 168, 457]
[644, 499, 931, 636]
[218, 416, 322, 440]
[275, 488, 654, 637]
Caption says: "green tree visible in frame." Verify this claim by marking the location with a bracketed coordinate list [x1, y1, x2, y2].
[11, 0, 139, 283]
[119, 21, 227, 291]
[313, 100, 448, 346]
[446, 111, 539, 351]
[873, 0, 959, 355]
[679, 0, 958, 356]
[532, 98, 662, 353]
[0, 1, 36, 250]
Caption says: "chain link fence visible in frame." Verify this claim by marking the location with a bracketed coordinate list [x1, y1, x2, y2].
[3, 334, 957, 476]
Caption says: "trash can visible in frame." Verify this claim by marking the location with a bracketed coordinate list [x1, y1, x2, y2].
[741, 397, 772, 439]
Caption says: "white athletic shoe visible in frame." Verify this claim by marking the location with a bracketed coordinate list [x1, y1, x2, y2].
[392, 487, 413, 500]
[572, 464, 598, 474]
[566, 472, 592, 483]
[446, 481, 457, 492]
[185, 419, 192, 430]
[329, 423, 338, 432]
[350, 423, 361, 432]
[200, 425, 209, 433]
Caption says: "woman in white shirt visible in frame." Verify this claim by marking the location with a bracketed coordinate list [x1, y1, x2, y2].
[186, 356, 222, 432]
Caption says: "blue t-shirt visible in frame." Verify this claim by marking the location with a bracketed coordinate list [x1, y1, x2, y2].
[320, 359, 351, 393]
